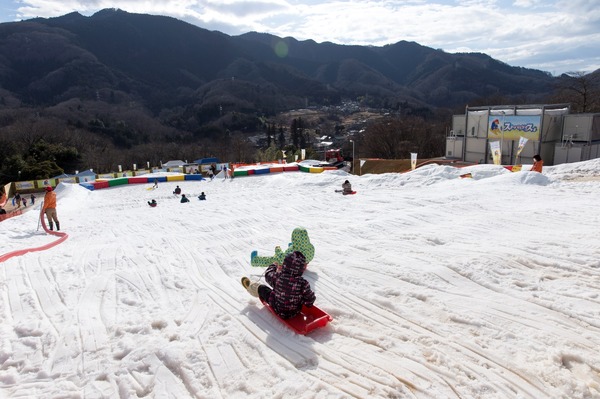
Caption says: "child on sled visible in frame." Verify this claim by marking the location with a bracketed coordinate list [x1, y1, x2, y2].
[243, 251, 315, 319]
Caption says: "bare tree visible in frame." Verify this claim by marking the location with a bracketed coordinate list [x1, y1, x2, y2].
[361, 115, 445, 159]
[230, 132, 256, 163]
[552, 71, 600, 113]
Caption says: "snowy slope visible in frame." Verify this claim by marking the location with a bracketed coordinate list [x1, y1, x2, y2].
[1, 160, 600, 398]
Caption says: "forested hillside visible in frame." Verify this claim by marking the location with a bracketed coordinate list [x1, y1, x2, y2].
[0, 8, 597, 185]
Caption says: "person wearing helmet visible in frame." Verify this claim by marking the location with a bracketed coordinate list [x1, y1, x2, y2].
[42, 186, 60, 231]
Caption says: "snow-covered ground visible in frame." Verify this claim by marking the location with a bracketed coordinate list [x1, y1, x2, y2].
[1, 160, 600, 398]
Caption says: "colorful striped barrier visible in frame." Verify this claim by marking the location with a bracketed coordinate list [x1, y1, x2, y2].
[298, 165, 324, 173]
[128, 177, 149, 184]
[108, 177, 129, 187]
[231, 163, 335, 177]
[79, 182, 95, 191]
[78, 163, 322, 190]
[80, 174, 207, 191]
[185, 174, 205, 181]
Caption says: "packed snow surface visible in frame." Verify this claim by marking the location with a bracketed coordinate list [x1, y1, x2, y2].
[1, 160, 600, 398]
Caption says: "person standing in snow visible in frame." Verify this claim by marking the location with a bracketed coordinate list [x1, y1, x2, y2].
[223, 165, 229, 180]
[531, 155, 543, 173]
[42, 186, 60, 231]
[242, 251, 315, 319]
[30, 193, 36, 205]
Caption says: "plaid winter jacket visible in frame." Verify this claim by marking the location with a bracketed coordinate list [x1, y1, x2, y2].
[265, 251, 315, 319]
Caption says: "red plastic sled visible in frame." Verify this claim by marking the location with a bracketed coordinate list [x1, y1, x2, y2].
[335, 190, 357, 195]
[261, 300, 332, 335]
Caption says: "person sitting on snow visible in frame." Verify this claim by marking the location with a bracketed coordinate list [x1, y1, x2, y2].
[173, 185, 181, 195]
[180, 194, 190, 203]
[342, 180, 353, 195]
[198, 192, 206, 200]
[148, 199, 157, 207]
[242, 251, 315, 319]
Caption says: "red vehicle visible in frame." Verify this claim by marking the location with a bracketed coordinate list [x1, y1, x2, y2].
[324, 149, 350, 169]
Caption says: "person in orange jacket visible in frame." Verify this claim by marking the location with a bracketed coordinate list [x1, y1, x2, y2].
[42, 186, 60, 231]
[531, 154, 543, 173]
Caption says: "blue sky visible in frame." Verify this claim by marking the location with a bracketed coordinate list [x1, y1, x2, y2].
[1, 0, 598, 75]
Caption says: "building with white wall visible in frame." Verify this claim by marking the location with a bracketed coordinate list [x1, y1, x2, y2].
[447, 104, 600, 166]
[554, 113, 600, 164]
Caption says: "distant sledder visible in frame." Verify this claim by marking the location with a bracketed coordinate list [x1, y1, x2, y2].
[335, 180, 356, 195]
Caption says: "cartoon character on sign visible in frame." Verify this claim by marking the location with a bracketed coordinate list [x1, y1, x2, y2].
[490, 119, 501, 136]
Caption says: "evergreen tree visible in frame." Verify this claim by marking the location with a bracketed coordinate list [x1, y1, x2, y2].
[290, 117, 305, 148]
[266, 123, 273, 148]
[277, 125, 285, 149]
[291, 118, 299, 148]
[299, 130, 307, 149]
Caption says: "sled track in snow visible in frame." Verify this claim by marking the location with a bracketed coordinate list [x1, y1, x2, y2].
[3, 171, 600, 398]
